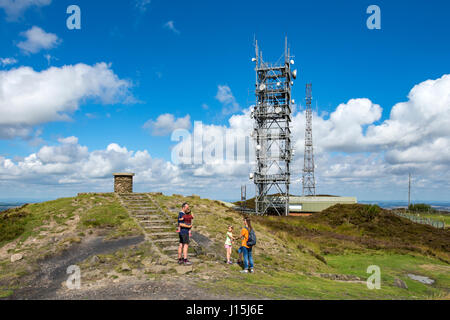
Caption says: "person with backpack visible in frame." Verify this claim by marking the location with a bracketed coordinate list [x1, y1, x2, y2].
[238, 217, 256, 273]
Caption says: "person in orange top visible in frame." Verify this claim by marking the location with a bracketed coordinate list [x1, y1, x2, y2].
[241, 226, 249, 248]
[238, 217, 254, 273]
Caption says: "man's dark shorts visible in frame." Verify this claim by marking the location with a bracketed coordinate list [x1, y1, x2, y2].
[179, 233, 190, 245]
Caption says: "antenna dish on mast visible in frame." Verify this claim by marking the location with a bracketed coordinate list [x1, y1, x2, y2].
[292, 69, 298, 79]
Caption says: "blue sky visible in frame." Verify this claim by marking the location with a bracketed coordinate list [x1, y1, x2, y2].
[0, 0, 449, 202]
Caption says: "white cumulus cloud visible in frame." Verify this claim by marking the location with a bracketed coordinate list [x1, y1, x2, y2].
[17, 26, 61, 54]
[0, 62, 133, 139]
[0, 137, 180, 186]
[216, 85, 240, 115]
[0, 57, 18, 66]
[0, 0, 51, 20]
[143, 114, 191, 136]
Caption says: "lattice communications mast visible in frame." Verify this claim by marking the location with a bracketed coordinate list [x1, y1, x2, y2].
[302, 83, 316, 196]
[251, 39, 297, 216]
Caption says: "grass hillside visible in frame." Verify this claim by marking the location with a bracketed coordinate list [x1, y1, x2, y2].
[0, 194, 449, 300]
[0, 194, 142, 298]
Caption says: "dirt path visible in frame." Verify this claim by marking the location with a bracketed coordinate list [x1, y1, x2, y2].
[8, 235, 145, 300]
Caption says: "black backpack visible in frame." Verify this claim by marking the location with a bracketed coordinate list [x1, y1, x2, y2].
[246, 227, 257, 247]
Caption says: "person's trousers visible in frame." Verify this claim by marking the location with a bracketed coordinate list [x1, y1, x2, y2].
[240, 246, 254, 270]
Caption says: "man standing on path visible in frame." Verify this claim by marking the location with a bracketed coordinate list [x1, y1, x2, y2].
[178, 202, 193, 265]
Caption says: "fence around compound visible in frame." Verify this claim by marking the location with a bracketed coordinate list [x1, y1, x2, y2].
[392, 210, 446, 229]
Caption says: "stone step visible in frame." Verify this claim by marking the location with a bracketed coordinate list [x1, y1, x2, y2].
[129, 209, 158, 212]
[150, 232, 177, 237]
[144, 225, 173, 230]
[153, 238, 179, 243]
[141, 224, 174, 229]
[131, 211, 159, 215]
[139, 219, 173, 224]
[123, 202, 154, 205]
[134, 216, 166, 221]
[133, 216, 162, 220]
[136, 220, 167, 225]
[161, 245, 180, 252]
[149, 234, 178, 239]
[129, 211, 159, 215]
[133, 216, 163, 220]
[122, 196, 150, 198]
[134, 217, 165, 222]
[130, 211, 159, 215]
[125, 203, 158, 211]
[121, 197, 149, 199]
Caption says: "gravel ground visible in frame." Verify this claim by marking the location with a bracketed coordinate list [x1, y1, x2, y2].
[51, 278, 238, 300]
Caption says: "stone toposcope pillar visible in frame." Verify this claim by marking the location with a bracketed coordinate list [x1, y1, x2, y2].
[113, 173, 135, 194]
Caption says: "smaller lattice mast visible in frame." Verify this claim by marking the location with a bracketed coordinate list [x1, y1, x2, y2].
[302, 84, 316, 196]
[408, 173, 411, 208]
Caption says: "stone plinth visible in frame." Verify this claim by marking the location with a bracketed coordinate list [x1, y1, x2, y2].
[113, 173, 135, 194]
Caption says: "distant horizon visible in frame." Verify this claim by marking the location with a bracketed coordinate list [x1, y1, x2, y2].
[1, 196, 449, 205]
[0, 188, 448, 204]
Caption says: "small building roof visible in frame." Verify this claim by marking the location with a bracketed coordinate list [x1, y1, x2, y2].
[290, 196, 357, 203]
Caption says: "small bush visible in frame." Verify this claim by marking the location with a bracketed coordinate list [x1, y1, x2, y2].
[408, 203, 434, 212]
[0, 206, 30, 244]
[365, 205, 382, 216]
